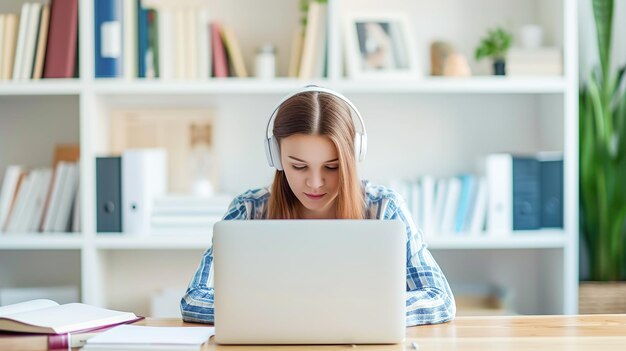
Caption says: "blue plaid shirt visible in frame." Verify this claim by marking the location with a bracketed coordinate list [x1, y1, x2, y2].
[181, 181, 456, 326]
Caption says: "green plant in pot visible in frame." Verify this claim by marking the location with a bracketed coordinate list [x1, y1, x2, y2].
[475, 27, 513, 75]
[579, 0, 626, 312]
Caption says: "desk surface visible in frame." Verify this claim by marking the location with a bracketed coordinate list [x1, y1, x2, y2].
[2, 315, 626, 350]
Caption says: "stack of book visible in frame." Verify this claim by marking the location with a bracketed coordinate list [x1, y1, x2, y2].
[0, 0, 79, 80]
[150, 194, 231, 235]
[95, 0, 247, 79]
[507, 47, 563, 76]
[0, 145, 80, 234]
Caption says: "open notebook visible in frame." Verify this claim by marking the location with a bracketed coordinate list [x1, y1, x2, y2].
[0, 299, 139, 334]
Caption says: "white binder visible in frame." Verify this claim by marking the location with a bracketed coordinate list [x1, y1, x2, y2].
[122, 149, 167, 235]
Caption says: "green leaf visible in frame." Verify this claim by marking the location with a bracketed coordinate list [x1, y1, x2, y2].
[592, 0, 614, 81]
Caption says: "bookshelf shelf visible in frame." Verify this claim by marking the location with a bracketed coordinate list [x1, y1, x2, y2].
[0, 234, 83, 249]
[427, 231, 567, 250]
[90, 77, 567, 95]
[0, 80, 82, 95]
[94, 235, 212, 250]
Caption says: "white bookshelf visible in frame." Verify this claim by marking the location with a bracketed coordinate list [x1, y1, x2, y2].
[0, 0, 579, 317]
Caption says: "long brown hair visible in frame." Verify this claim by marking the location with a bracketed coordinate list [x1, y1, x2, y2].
[267, 91, 365, 219]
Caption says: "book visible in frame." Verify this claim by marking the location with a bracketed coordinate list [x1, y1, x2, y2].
[137, 0, 148, 78]
[210, 21, 228, 77]
[43, 0, 79, 78]
[0, 14, 4, 74]
[122, 0, 137, 79]
[299, 1, 327, 79]
[12, 3, 31, 80]
[0, 299, 138, 334]
[1, 13, 19, 80]
[468, 178, 488, 234]
[440, 177, 461, 234]
[197, 10, 211, 79]
[288, 25, 304, 77]
[0, 165, 24, 231]
[185, 8, 196, 79]
[220, 23, 247, 77]
[155, 6, 173, 80]
[95, 0, 123, 78]
[32, 4, 50, 79]
[20, 2, 42, 79]
[83, 325, 215, 351]
[40, 162, 69, 232]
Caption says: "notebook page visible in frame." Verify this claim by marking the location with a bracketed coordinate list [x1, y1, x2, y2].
[0, 299, 59, 317]
[2, 303, 137, 333]
[86, 325, 215, 345]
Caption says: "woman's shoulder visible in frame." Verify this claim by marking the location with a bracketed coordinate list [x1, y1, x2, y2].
[223, 187, 271, 220]
[362, 180, 406, 218]
[230, 187, 271, 206]
[363, 180, 403, 203]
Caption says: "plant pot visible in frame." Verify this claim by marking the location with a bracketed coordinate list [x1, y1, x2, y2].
[579, 281, 626, 314]
[493, 59, 506, 75]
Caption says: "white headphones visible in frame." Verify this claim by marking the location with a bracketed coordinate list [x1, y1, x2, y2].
[264, 85, 367, 171]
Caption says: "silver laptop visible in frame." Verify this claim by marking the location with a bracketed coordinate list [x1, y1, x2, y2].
[212, 219, 406, 345]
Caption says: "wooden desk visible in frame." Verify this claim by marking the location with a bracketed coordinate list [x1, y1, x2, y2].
[2, 315, 626, 350]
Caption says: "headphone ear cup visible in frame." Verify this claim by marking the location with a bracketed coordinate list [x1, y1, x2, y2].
[354, 133, 366, 162]
[357, 133, 367, 161]
[353, 134, 361, 162]
[264, 137, 274, 168]
[269, 136, 283, 171]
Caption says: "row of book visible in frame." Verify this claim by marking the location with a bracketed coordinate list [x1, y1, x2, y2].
[0, 162, 80, 234]
[390, 153, 563, 237]
[0, 0, 78, 81]
[95, 0, 248, 79]
[96, 149, 230, 235]
[95, 0, 328, 80]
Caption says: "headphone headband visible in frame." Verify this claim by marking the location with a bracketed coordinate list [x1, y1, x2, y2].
[264, 85, 367, 170]
[265, 85, 367, 141]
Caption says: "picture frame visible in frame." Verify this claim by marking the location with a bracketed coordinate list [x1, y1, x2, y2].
[344, 13, 420, 80]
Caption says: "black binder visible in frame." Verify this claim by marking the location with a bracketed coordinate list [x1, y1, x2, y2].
[540, 158, 564, 228]
[96, 156, 122, 232]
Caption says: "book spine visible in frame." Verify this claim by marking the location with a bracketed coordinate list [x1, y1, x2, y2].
[43, 0, 79, 78]
[146, 8, 159, 78]
[137, 0, 148, 78]
[94, 0, 123, 78]
[211, 22, 228, 78]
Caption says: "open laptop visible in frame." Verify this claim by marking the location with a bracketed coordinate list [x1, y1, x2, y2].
[212, 219, 406, 345]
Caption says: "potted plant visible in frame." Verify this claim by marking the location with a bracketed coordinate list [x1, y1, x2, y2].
[474, 27, 513, 75]
[579, 0, 626, 313]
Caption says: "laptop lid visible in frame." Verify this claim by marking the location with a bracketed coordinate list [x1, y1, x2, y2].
[213, 219, 406, 344]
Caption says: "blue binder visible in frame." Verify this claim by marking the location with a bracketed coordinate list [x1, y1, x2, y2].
[94, 0, 123, 77]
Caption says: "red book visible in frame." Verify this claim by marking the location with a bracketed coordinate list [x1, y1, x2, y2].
[211, 22, 229, 78]
[43, 0, 78, 78]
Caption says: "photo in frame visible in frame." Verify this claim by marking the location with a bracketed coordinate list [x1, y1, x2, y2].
[344, 13, 420, 79]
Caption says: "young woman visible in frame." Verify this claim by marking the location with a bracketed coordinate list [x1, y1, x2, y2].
[181, 86, 456, 326]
